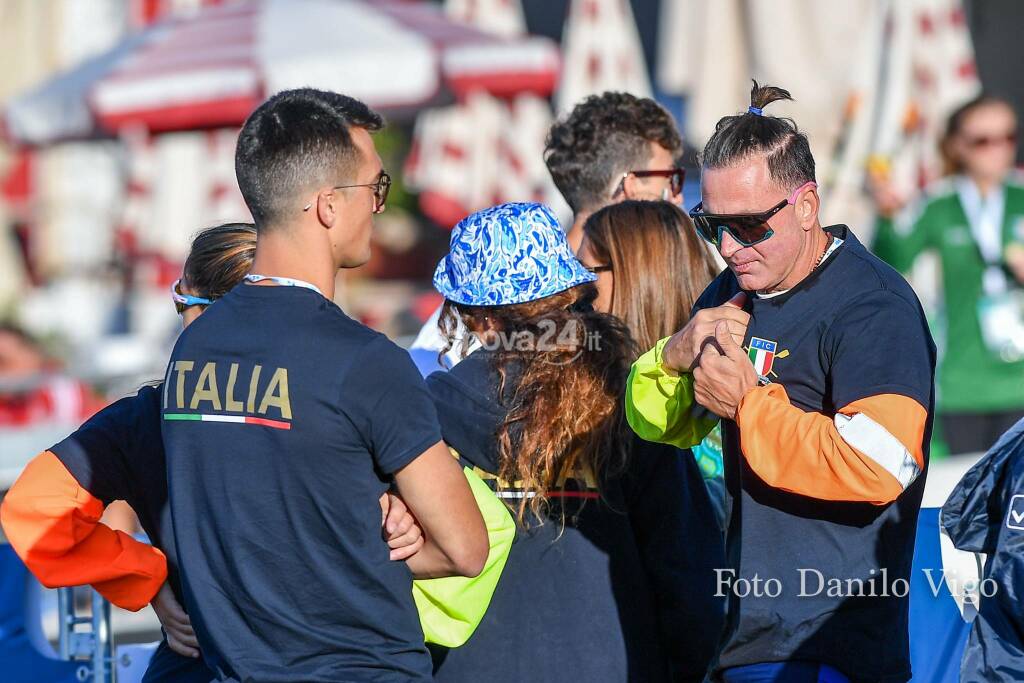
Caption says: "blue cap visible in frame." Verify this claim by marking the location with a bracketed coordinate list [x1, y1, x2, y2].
[433, 202, 597, 307]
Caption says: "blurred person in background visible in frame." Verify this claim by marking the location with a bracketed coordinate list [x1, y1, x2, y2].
[426, 202, 724, 683]
[626, 83, 935, 683]
[872, 95, 1024, 455]
[578, 199, 728, 526]
[1, 223, 430, 682]
[0, 323, 104, 427]
[408, 92, 685, 375]
[0, 323, 125, 531]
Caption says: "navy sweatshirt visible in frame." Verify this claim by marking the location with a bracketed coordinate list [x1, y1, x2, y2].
[426, 349, 725, 682]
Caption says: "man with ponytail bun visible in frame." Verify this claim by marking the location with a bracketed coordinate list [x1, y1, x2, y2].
[626, 82, 937, 683]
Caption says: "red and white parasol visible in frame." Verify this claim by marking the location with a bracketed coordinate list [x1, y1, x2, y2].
[556, 0, 651, 115]
[405, 0, 561, 228]
[5, 0, 560, 145]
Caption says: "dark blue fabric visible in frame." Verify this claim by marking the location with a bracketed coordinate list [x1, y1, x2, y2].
[142, 639, 215, 683]
[692, 227, 935, 683]
[49, 387, 216, 682]
[941, 419, 1024, 682]
[162, 283, 441, 682]
[722, 662, 850, 683]
[425, 349, 725, 683]
[907, 508, 969, 683]
[0, 544, 82, 683]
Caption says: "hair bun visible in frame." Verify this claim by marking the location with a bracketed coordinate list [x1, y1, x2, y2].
[749, 80, 793, 112]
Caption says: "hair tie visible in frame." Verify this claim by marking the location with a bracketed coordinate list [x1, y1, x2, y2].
[748, 106, 763, 116]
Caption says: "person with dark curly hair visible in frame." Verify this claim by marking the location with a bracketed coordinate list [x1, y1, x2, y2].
[544, 91, 684, 251]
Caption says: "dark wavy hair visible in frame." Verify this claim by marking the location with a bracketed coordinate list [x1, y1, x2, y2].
[700, 81, 816, 190]
[544, 92, 681, 214]
[438, 284, 636, 524]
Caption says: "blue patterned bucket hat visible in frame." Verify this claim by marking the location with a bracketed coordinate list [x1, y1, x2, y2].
[433, 202, 596, 306]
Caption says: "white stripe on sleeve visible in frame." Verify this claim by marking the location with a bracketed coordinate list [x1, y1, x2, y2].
[833, 412, 922, 489]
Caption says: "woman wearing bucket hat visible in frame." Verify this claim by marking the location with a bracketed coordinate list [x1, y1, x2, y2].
[424, 202, 725, 683]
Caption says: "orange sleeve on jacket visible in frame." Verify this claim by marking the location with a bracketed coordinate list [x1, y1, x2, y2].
[735, 384, 927, 505]
[0, 451, 167, 611]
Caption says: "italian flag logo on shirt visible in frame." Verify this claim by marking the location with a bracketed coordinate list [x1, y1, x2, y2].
[748, 337, 777, 377]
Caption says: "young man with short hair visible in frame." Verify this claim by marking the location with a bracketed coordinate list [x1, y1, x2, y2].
[162, 88, 487, 682]
[544, 91, 685, 251]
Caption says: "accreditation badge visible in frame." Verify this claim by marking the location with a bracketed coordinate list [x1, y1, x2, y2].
[977, 290, 1024, 362]
[1014, 216, 1024, 243]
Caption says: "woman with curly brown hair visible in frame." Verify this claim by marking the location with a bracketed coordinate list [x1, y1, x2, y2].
[425, 202, 725, 683]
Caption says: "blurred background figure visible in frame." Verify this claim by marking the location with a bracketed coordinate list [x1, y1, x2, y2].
[872, 95, 1024, 456]
[0, 324, 102, 429]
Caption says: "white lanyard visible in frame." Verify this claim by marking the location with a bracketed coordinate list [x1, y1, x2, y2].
[244, 274, 324, 296]
[956, 177, 1007, 296]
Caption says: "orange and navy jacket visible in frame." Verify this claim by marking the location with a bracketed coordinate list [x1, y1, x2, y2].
[0, 386, 170, 612]
[626, 225, 936, 683]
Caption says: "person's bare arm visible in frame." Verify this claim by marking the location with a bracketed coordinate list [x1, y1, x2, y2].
[392, 441, 488, 579]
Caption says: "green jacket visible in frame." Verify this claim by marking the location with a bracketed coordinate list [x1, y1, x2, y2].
[873, 176, 1024, 412]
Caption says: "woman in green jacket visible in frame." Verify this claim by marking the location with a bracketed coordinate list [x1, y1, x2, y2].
[873, 94, 1023, 455]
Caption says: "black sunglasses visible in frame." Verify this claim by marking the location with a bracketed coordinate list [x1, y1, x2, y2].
[965, 130, 1017, 149]
[689, 181, 816, 247]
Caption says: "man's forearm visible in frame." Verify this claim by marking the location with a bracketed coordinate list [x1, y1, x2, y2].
[736, 384, 925, 504]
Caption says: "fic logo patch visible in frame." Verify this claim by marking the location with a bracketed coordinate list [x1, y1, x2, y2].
[1007, 494, 1024, 531]
[748, 337, 777, 377]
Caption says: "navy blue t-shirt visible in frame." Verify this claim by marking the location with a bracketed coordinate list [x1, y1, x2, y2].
[161, 283, 442, 682]
[49, 386, 215, 682]
[426, 350, 726, 683]
[694, 226, 935, 683]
